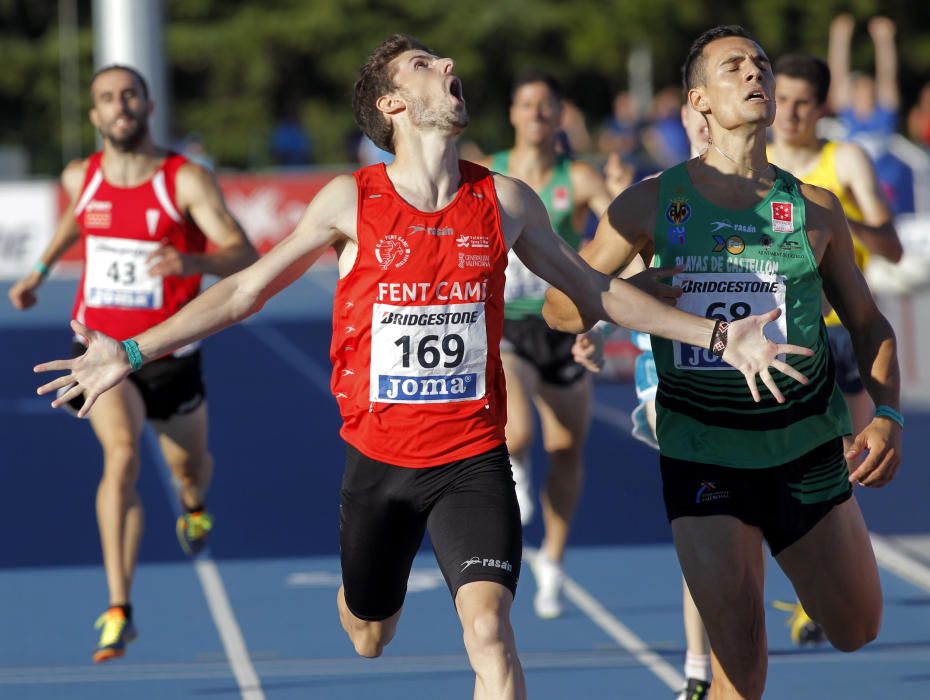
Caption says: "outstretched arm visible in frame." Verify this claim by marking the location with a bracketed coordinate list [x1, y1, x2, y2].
[8, 160, 86, 310]
[497, 174, 813, 402]
[35, 174, 358, 416]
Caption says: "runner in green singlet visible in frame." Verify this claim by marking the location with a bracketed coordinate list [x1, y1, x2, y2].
[477, 70, 630, 619]
[544, 25, 902, 700]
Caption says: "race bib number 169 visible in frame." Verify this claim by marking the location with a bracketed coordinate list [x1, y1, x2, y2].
[672, 272, 787, 370]
[370, 302, 487, 403]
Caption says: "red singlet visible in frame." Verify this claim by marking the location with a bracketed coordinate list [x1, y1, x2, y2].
[72, 152, 206, 342]
[331, 161, 508, 467]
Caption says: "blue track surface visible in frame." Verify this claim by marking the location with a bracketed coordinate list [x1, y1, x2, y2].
[2, 278, 929, 698]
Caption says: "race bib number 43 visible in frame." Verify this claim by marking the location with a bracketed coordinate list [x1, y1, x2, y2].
[370, 302, 487, 403]
[84, 236, 162, 309]
[673, 272, 787, 370]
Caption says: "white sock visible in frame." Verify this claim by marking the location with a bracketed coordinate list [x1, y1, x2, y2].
[684, 652, 710, 682]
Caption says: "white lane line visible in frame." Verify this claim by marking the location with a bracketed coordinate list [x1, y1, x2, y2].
[145, 429, 265, 700]
[247, 328, 685, 690]
[524, 547, 684, 691]
[5, 640, 930, 686]
[241, 321, 331, 393]
[871, 533, 930, 594]
[239, 323, 930, 686]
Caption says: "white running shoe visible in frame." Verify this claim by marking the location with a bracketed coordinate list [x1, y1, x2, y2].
[531, 552, 564, 619]
[511, 458, 534, 525]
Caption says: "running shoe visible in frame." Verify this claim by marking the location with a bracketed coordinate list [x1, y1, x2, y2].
[511, 461, 534, 525]
[675, 677, 710, 700]
[773, 599, 826, 646]
[93, 607, 137, 663]
[176, 509, 214, 556]
[531, 551, 564, 619]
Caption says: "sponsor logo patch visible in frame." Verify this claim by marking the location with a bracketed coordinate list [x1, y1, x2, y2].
[375, 234, 411, 270]
[458, 252, 490, 269]
[666, 198, 691, 225]
[712, 235, 745, 255]
[407, 225, 455, 237]
[455, 234, 490, 248]
[771, 202, 793, 233]
[695, 481, 730, 504]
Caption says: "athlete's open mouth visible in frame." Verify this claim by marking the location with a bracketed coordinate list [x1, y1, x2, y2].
[746, 89, 768, 102]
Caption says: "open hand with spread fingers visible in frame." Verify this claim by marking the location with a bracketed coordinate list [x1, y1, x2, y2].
[34, 320, 132, 418]
[720, 307, 814, 403]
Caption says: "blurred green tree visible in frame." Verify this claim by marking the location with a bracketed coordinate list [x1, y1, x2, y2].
[0, 0, 927, 174]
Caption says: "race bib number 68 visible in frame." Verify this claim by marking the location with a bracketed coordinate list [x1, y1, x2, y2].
[370, 302, 487, 403]
[672, 272, 787, 370]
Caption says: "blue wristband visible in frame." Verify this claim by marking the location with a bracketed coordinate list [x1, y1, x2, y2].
[34, 261, 49, 278]
[874, 405, 904, 429]
[121, 339, 143, 372]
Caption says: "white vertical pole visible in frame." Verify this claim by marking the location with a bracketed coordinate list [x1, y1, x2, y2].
[628, 43, 654, 121]
[92, 0, 170, 146]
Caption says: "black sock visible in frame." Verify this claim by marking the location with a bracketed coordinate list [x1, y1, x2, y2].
[111, 603, 132, 620]
[185, 503, 205, 514]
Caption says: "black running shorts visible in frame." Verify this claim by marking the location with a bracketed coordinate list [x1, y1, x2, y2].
[501, 316, 586, 386]
[339, 443, 522, 621]
[69, 342, 206, 421]
[660, 438, 853, 555]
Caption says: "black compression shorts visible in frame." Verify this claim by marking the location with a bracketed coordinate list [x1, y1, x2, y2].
[339, 443, 522, 621]
[68, 342, 206, 421]
[660, 437, 852, 556]
[501, 316, 585, 386]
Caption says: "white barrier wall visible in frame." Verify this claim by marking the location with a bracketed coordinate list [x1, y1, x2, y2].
[0, 181, 58, 280]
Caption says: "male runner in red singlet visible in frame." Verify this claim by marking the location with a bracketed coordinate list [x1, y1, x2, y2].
[34, 37, 810, 698]
[9, 65, 256, 662]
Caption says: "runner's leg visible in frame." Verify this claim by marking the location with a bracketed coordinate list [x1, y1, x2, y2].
[775, 496, 881, 652]
[87, 380, 147, 607]
[535, 374, 591, 564]
[502, 351, 541, 524]
[456, 581, 526, 700]
[152, 402, 213, 511]
[672, 516, 767, 700]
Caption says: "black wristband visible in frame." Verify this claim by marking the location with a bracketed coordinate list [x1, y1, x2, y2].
[709, 319, 729, 358]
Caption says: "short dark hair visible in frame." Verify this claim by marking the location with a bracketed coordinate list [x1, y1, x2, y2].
[774, 53, 831, 105]
[511, 70, 562, 102]
[90, 64, 150, 101]
[353, 34, 434, 154]
[682, 25, 757, 94]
